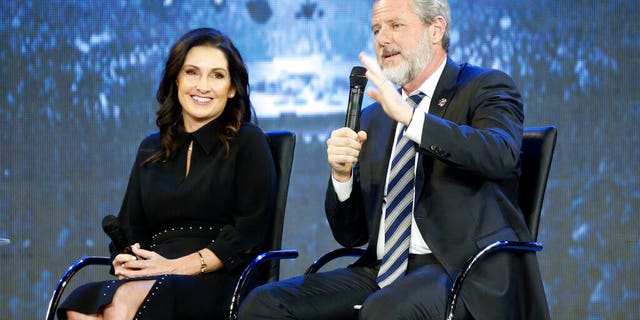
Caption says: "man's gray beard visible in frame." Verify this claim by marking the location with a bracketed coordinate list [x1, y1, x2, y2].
[380, 34, 431, 86]
[383, 62, 413, 86]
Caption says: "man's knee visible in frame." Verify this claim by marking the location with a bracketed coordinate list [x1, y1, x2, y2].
[238, 284, 287, 319]
[359, 288, 444, 320]
[359, 290, 405, 320]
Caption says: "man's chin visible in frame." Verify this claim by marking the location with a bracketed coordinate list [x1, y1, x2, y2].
[382, 68, 408, 86]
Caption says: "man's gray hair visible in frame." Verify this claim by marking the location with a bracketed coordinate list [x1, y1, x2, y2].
[410, 0, 451, 51]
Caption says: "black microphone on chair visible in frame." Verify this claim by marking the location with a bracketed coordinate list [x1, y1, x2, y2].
[345, 66, 368, 131]
[101, 215, 135, 256]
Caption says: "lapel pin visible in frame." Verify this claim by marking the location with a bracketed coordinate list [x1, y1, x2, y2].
[437, 98, 447, 107]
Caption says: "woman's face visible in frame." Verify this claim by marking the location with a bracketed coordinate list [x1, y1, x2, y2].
[176, 45, 236, 132]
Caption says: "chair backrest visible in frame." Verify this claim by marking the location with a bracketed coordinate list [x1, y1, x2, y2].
[260, 130, 296, 283]
[518, 126, 557, 240]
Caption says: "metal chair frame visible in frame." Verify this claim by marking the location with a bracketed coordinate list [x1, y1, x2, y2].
[302, 126, 558, 320]
[46, 130, 298, 320]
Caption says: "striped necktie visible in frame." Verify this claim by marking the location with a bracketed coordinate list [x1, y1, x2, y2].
[377, 93, 424, 288]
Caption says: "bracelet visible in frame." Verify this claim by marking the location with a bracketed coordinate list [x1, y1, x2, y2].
[197, 251, 207, 274]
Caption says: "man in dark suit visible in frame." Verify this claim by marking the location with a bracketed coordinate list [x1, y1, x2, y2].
[239, 0, 550, 319]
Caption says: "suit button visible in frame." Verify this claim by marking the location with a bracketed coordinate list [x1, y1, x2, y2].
[429, 145, 437, 151]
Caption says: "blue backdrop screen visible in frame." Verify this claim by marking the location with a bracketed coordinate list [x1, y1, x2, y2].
[0, 1, 638, 319]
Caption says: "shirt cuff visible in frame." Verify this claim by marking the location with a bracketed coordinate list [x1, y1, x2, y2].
[332, 174, 353, 202]
[404, 109, 425, 145]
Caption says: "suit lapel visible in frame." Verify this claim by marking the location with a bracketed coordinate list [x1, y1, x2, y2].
[429, 58, 460, 118]
[415, 58, 461, 200]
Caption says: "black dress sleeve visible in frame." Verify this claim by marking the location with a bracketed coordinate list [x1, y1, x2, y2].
[110, 134, 158, 259]
[206, 124, 276, 272]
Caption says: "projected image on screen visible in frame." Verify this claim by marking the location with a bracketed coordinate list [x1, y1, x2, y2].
[0, 1, 638, 319]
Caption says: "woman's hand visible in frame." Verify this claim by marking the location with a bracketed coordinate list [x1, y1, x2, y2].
[112, 247, 139, 280]
[113, 243, 179, 279]
[112, 244, 224, 279]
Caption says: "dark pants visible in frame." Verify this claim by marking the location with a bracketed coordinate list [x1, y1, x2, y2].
[238, 254, 472, 320]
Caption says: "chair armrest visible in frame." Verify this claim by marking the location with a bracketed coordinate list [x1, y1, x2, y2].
[445, 241, 542, 320]
[304, 247, 365, 275]
[46, 256, 111, 320]
[229, 250, 299, 320]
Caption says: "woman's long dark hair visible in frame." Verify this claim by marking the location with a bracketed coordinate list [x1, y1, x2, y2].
[144, 28, 252, 165]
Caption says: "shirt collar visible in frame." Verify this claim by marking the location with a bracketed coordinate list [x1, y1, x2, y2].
[177, 119, 223, 155]
[402, 56, 447, 100]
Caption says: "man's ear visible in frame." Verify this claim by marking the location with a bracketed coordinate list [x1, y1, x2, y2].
[431, 16, 447, 44]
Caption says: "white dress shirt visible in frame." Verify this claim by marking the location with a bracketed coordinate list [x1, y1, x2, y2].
[332, 58, 448, 259]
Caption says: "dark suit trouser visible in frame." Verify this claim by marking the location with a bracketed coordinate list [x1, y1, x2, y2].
[238, 255, 471, 320]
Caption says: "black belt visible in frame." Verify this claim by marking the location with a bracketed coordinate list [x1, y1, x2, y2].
[151, 224, 223, 244]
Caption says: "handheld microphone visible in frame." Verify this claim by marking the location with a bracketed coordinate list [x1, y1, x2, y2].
[101, 215, 135, 255]
[345, 66, 368, 131]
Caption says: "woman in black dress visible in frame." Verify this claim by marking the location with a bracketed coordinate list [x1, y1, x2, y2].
[58, 28, 276, 320]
